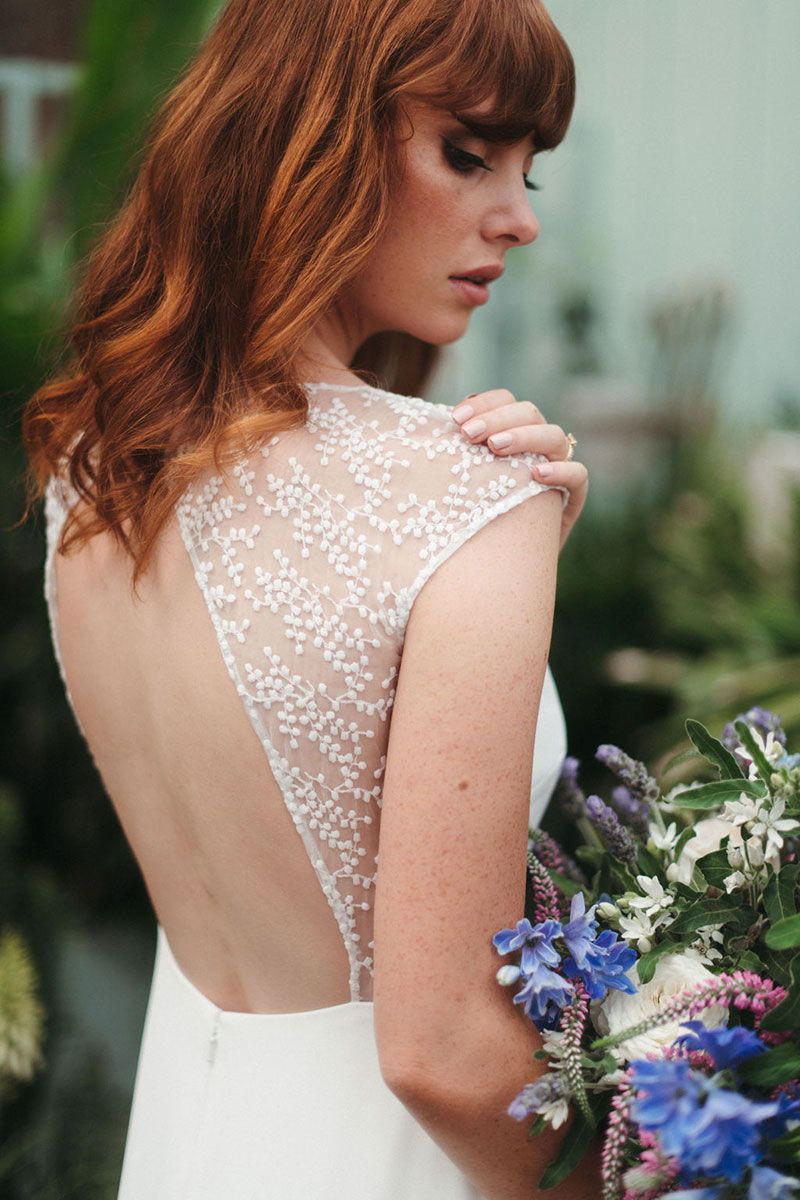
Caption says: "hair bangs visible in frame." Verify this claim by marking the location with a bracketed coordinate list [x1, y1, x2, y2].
[403, 0, 574, 151]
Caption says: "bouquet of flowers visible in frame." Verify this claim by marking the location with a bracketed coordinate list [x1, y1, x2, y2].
[493, 708, 800, 1198]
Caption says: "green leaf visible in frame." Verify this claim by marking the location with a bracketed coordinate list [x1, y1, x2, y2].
[765, 913, 800, 950]
[764, 863, 800, 927]
[693, 848, 733, 891]
[635, 844, 662, 878]
[526, 1115, 548, 1139]
[738, 1041, 800, 1087]
[767, 1123, 800, 1161]
[673, 825, 699, 861]
[734, 720, 773, 782]
[547, 869, 582, 899]
[685, 719, 744, 780]
[671, 778, 766, 810]
[635, 939, 691, 985]
[669, 898, 756, 935]
[756, 943, 792, 989]
[537, 1095, 609, 1190]
[537, 1110, 594, 1189]
[760, 954, 800, 1032]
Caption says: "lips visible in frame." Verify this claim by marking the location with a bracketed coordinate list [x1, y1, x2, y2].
[449, 264, 504, 286]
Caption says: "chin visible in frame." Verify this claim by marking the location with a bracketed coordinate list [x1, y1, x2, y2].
[404, 314, 472, 347]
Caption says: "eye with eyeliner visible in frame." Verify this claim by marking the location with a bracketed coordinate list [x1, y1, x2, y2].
[441, 138, 540, 192]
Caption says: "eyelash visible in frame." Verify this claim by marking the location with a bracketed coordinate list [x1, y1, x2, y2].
[442, 138, 541, 192]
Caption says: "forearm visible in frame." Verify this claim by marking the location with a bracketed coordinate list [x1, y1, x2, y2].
[381, 987, 602, 1200]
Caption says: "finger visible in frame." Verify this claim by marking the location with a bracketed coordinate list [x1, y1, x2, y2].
[451, 390, 544, 426]
[530, 460, 589, 548]
[531, 459, 588, 494]
[479, 422, 570, 458]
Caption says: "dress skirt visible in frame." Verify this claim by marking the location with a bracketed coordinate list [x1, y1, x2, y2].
[118, 928, 484, 1199]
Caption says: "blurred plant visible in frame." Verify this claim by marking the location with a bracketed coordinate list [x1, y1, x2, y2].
[0, 0, 223, 1194]
[0, 930, 44, 1098]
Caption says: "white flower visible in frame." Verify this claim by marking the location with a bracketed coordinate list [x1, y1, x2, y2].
[688, 925, 724, 965]
[649, 822, 679, 854]
[749, 798, 799, 853]
[592, 953, 727, 1062]
[617, 909, 665, 954]
[540, 1028, 568, 1070]
[723, 793, 764, 826]
[674, 817, 741, 886]
[724, 869, 748, 893]
[539, 1096, 570, 1129]
[597, 900, 621, 920]
[746, 835, 765, 868]
[627, 875, 675, 917]
[736, 728, 785, 779]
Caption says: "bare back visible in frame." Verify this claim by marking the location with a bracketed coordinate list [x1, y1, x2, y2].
[46, 383, 563, 1014]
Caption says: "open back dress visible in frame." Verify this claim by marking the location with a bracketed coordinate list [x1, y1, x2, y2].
[44, 382, 567, 1199]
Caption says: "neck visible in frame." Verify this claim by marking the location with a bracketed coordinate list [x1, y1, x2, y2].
[296, 303, 372, 386]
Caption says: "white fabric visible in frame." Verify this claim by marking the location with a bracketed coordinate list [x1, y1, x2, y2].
[44, 382, 567, 1199]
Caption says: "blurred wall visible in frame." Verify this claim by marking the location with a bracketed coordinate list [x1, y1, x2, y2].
[433, 1, 800, 434]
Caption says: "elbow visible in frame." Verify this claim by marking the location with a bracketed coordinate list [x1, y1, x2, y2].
[378, 1042, 489, 1126]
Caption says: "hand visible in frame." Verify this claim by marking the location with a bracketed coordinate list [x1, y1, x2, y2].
[451, 389, 588, 548]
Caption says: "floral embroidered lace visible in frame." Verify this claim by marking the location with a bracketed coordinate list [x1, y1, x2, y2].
[45, 383, 562, 1003]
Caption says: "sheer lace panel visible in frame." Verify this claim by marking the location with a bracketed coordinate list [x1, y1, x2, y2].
[175, 384, 561, 1001]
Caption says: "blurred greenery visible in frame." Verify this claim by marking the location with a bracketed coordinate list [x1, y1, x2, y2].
[1, 0, 222, 1194]
[1, 0, 799, 1193]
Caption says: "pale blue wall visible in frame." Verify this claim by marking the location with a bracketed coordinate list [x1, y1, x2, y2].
[432, 1, 800, 429]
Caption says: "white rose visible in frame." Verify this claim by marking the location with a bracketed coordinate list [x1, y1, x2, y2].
[592, 953, 727, 1062]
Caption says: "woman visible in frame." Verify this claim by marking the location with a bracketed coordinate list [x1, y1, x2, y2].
[24, 0, 592, 1196]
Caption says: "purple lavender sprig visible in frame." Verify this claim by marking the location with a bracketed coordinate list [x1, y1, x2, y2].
[608, 785, 651, 839]
[586, 794, 637, 865]
[555, 756, 586, 820]
[595, 745, 660, 811]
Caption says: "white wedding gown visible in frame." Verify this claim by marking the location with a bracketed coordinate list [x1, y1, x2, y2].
[45, 382, 567, 1200]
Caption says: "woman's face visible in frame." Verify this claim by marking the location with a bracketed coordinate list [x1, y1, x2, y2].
[342, 99, 541, 348]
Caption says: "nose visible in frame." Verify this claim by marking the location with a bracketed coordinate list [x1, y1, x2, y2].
[483, 184, 540, 248]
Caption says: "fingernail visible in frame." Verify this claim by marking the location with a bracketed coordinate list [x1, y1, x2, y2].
[462, 418, 487, 438]
[452, 404, 474, 424]
[535, 462, 554, 478]
[488, 432, 512, 450]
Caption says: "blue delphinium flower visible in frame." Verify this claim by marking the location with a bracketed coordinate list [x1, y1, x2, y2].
[560, 892, 598, 969]
[633, 1056, 780, 1185]
[513, 961, 574, 1029]
[630, 1060, 705, 1155]
[492, 917, 562, 972]
[563, 928, 637, 1000]
[683, 1089, 779, 1182]
[758, 1087, 800, 1142]
[721, 706, 787, 750]
[674, 1021, 766, 1071]
[748, 1165, 800, 1200]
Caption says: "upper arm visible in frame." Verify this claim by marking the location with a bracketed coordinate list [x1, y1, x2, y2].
[374, 487, 561, 1070]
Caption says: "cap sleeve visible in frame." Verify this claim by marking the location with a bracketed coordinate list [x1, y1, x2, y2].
[390, 417, 566, 635]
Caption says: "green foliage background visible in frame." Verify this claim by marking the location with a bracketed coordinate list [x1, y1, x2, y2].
[1, 0, 799, 1193]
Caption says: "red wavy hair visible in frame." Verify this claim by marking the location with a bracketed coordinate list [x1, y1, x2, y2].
[24, 0, 574, 578]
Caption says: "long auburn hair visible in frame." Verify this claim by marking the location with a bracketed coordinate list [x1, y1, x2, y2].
[24, 0, 574, 578]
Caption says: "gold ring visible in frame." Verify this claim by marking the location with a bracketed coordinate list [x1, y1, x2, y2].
[565, 432, 577, 461]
